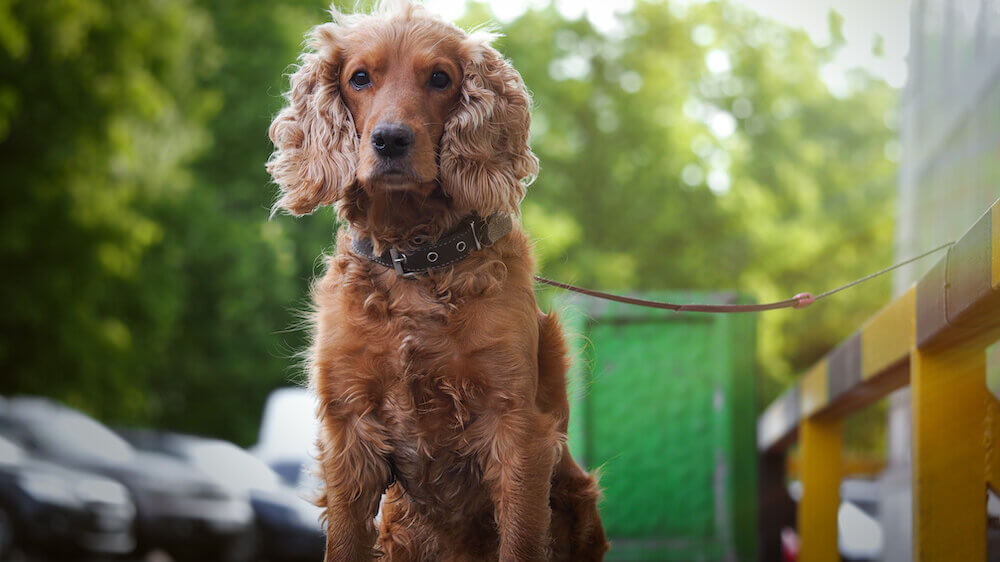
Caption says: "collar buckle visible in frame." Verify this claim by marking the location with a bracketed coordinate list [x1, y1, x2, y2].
[389, 248, 416, 278]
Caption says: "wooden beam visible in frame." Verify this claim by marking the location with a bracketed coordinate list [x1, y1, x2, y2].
[758, 385, 800, 452]
[917, 202, 1000, 349]
[800, 360, 829, 419]
[758, 198, 999, 453]
[861, 286, 916, 378]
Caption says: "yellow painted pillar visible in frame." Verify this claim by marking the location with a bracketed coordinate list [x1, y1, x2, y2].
[988, 341, 1000, 491]
[911, 344, 987, 561]
[798, 417, 842, 562]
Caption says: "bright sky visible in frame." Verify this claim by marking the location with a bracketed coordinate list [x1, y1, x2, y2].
[424, 0, 911, 89]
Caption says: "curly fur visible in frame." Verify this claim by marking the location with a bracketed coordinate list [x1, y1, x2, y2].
[267, 2, 607, 561]
[267, 22, 359, 216]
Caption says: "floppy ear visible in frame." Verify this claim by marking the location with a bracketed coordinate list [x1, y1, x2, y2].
[439, 34, 539, 216]
[267, 24, 358, 216]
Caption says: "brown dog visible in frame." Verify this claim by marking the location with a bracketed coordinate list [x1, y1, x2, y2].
[267, 2, 607, 560]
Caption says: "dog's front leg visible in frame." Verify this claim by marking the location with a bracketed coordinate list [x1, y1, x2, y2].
[318, 412, 391, 562]
[486, 409, 560, 561]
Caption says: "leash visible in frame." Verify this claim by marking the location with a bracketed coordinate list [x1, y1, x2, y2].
[533, 241, 955, 313]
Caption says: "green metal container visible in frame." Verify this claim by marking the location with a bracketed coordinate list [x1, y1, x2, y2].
[558, 291, 757, 561]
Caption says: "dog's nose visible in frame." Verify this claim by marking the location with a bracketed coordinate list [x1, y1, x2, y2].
[371, 123, 414, 158]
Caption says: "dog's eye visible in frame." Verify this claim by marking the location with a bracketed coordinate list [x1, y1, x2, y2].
[428, 71, 451, 89]
[349, 70, 372, 89]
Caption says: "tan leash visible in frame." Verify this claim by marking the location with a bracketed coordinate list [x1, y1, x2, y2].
[533, 241, 955, 313]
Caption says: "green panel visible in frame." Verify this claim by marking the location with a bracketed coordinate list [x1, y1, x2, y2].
[561, 302, 590, 467]
[724, 312, 759, 562]
[558, 292, 757, 562]
[589, 320, 717, 540]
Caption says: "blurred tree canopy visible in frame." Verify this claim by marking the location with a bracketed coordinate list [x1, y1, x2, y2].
[493, 1, 898, 407]
[0, 0, 897, 445]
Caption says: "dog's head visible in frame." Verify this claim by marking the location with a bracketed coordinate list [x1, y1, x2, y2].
[267, 1, 537, 223]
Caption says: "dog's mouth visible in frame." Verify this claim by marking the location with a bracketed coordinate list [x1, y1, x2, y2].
[379, 169, 415, 184]
[367, 163, 434, 191]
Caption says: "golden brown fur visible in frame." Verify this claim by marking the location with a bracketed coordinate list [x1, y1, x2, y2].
[267, 2, 607, 560]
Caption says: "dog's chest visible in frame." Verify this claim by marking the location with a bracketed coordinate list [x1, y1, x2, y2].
[380, 377, 492, 511]
[378, 313, 496, 506]
[325, 274, 508, 506]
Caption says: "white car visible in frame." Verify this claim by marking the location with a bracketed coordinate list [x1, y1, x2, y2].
[252, 387, 320, 492]
[788, 478, 882, 561]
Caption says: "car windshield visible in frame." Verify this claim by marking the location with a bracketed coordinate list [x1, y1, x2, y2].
[13, 403, 134, 464]
[184, 440, 280, 493]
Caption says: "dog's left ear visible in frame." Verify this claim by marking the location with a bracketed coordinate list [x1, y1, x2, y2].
[439, 34, 539, 216]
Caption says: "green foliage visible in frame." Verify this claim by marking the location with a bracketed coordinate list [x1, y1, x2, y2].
[0, 0, 333, 444]
[492, 2, 897, 406]
[0, 0, 218, 422]
[0, 0, 898, 445]
[130, 0, 337, 444]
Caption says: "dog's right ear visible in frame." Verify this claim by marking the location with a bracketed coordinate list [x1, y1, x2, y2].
[267, 23, 358, 217]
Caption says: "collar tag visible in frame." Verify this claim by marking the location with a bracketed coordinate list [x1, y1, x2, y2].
[484, 213, 512, 245]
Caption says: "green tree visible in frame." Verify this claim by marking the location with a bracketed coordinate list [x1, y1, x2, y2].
[128, 0, 336, 443]
[0, 0, 899, 449]
[0, 0, 217, 421]
[474, 1, 897, 404]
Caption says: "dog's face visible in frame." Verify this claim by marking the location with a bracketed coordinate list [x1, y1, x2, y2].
[267, 3, 538, 221]
[338, 29, 463, 195]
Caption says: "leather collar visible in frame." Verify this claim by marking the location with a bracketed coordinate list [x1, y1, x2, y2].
[351, 213, 513, 277]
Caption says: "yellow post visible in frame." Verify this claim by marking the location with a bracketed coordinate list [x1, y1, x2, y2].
[798, 417, 842, 562]
[911, 344, 987, 561]
[988, 341, 1000, 491]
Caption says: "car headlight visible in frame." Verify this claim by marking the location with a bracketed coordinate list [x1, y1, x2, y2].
[18, 472, 80, 507]
[75, 477, 131, 506]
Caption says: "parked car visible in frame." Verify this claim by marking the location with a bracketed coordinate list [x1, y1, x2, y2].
[119, 428, 325, 562]
[252, 387, 320, 482]
[252, 387, 325, 502]
[0, 397, 254, 560]
[0, 433, 135, 559]
[788, 478, 882, 561]
[250, 388, 379, 534]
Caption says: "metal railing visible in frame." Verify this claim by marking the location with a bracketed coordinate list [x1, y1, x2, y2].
[757, 197, 1000, 561]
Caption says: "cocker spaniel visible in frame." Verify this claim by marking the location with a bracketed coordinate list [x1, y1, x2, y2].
[267, 2, 608, 560]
